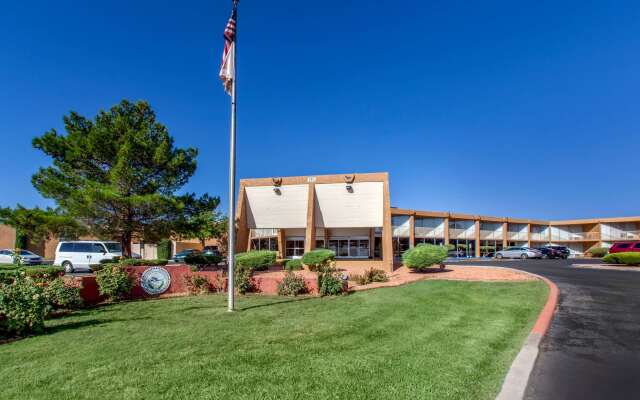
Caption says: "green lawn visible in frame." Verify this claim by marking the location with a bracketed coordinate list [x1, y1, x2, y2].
[0, 280, 547, 400]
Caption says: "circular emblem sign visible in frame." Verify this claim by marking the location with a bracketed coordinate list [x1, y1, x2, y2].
[140, 267, 171, 295]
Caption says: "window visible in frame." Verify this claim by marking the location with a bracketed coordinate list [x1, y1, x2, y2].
[634, 243, 640, 249]
[91, 243, 107, 253]
[285, 239, 304, 258]
[251, 237, 278, 251]
[315, 239, 326, 249]
[59, 243, 74, 252]
[105, 243, 122, 253]
[74, 243, 93, 253]
[616, 243, 630, 249]
[327, 238, 369, 258]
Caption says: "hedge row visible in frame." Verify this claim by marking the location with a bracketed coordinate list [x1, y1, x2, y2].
[602, 252, 640, 266]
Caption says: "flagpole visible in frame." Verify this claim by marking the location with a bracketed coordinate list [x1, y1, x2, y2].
[227, 0, 239, 312]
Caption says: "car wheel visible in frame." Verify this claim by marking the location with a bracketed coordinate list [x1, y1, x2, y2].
[542, 254, 549, 259]
[496, 253, 503, 259]
[521, 253, 528, 259]
[62, 261, 74, 273]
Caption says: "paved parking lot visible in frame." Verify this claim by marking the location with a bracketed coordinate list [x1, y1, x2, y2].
[449, 258, 640, 400]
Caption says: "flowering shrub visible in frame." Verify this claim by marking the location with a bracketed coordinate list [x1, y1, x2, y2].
[277, 271, 307, 296]
[95, 266, 134, 302]
[317, 268, 345, 296]
[184, 274, 211, 295]
[44, 277, 83, 309]
[0, 274, 51, 335]
[235, 268, 255, 294]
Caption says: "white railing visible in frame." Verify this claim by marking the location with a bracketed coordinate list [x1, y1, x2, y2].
[479, 230, 503, 240]
[508, 232, 528, 240]
[449, 228, 476, 240]
[530, 233, 549, 241]
[601, 230, 640, 241]
[551, 232, 600, 241]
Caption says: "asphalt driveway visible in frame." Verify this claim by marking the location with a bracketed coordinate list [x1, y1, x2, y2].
[449, 258, 640, 400]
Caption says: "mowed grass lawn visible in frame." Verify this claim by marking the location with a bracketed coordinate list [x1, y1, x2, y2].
[0, 280, 547, 400]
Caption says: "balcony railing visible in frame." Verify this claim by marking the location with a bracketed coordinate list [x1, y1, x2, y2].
[530, 233, 549, 241]
[601, 230, 640, 241]
[414, 228, 445, 238]
[479, 230, 503, 240]
[449, 228, 476, 240]
[550, 232, 600, 241]
[507, 232, 528, 240]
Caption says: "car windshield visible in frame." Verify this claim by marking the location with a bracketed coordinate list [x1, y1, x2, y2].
[105, 243, 122, 252]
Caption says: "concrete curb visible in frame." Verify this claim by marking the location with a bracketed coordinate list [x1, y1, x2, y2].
[495, 270, 559, 400]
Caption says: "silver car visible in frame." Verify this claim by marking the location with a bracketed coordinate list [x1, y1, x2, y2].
[0, 249, 44, 265]
[495, 246, 542, 259]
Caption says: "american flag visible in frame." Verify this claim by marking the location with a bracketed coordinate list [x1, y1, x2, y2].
[219, 3, 237, 95]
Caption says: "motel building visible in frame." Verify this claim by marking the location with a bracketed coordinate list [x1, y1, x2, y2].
[235, 172, 640, 272]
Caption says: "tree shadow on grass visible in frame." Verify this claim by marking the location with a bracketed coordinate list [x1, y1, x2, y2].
[45, 317, 151, 335]
[237, 296, 315, 312]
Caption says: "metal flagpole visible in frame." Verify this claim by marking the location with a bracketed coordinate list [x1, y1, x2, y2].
[227, 0, 239, 312]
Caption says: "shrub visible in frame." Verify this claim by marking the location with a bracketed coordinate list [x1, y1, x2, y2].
[317, 268, 345, 296]
[402, 244, 448, 271]
[302, 249, 336, 271]
[95, 266, 134, 301]
[277, 271, 307, 296]
[44, 277, 83, 309]
[119, 258, 168, 267]
[587, 247, 609, 258]
[0, 266, 64, 284]
[157, 239, 172, 260]
[185, 254, 223, 267]
[235, 268, 255, 294]
[0, 274, 51, 335]
[184, 274, 211, 295]
[283, 259, 303, 271]
[212, 271, 227, 293]
[603, 252, 640, 266]
[351, 268, 388, 285]
[235, 250, 276, 272]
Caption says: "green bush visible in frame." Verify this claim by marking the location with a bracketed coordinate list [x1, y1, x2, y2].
[603, 252, 640, 266]
[0, 266, 64, 284]
[95, 266, 134, 301]
[402, 244, 448, 271]
[184, 274, 211, 295]
[157, 239, 172, 260]
[302, 249, 336, 271]
[118, 258, 168, 267]
[317, 268, 345, 296]
[185, 254, 223, 267]
[283, 259, 303, 271]
[235, 268, 254, 294]
[235, 250, 276, 272]
[0, 274, 51, 335]
[351, 268, 388, 285]
[587, 247, 609, 258]
[15, 231, 28, 251]
[44, 277, 83, 309]
[277, 271, 307, 296]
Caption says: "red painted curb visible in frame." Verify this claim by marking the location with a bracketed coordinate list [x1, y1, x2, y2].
[531, 276, 559, 336]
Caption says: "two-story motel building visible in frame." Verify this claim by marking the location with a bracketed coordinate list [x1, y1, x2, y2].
[235, 172, 640, 271]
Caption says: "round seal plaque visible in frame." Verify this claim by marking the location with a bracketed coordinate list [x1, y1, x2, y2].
[140, 266, 171, 295]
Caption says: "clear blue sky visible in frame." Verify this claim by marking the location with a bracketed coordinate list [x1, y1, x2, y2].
[1, 0, 639, 220]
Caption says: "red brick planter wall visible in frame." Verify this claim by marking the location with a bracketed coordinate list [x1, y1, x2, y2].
[65, 264, 322, 305]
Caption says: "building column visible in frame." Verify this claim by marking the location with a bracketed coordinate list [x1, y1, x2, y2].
[527, 223, 532, 248]
[277, 229, 286, 259]
[235, 184, 250, 253]
[444, 217, 450, 245]
[409, 214, 415, 248]
[502, 222, 508, 248]
[304, 183, 316, 253]
[475, 220, 481, 257]
[382, 180, 394, 272]
[369, 228, 375, 258]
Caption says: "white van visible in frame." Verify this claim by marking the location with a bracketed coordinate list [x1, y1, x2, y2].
[54, 241, 123, 273]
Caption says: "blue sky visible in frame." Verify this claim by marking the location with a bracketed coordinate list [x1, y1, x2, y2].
[1, 0, 639, 220]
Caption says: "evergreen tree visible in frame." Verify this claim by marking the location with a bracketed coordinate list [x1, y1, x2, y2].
[31, 100, 218, 256]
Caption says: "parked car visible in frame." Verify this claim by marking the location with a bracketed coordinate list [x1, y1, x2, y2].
[536, 247, 563, 259]
[0, 249, 44, 265]
[495, 246, 542, 259]
[203, 246, 221, 257]
[173, 249, 200, 263]
[54, 241, 123, 273]
[543, 245, 570, 259]
[609, 241, 640, 254]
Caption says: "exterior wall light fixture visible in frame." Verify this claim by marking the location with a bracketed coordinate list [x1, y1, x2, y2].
[346, 184, 353, 193]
